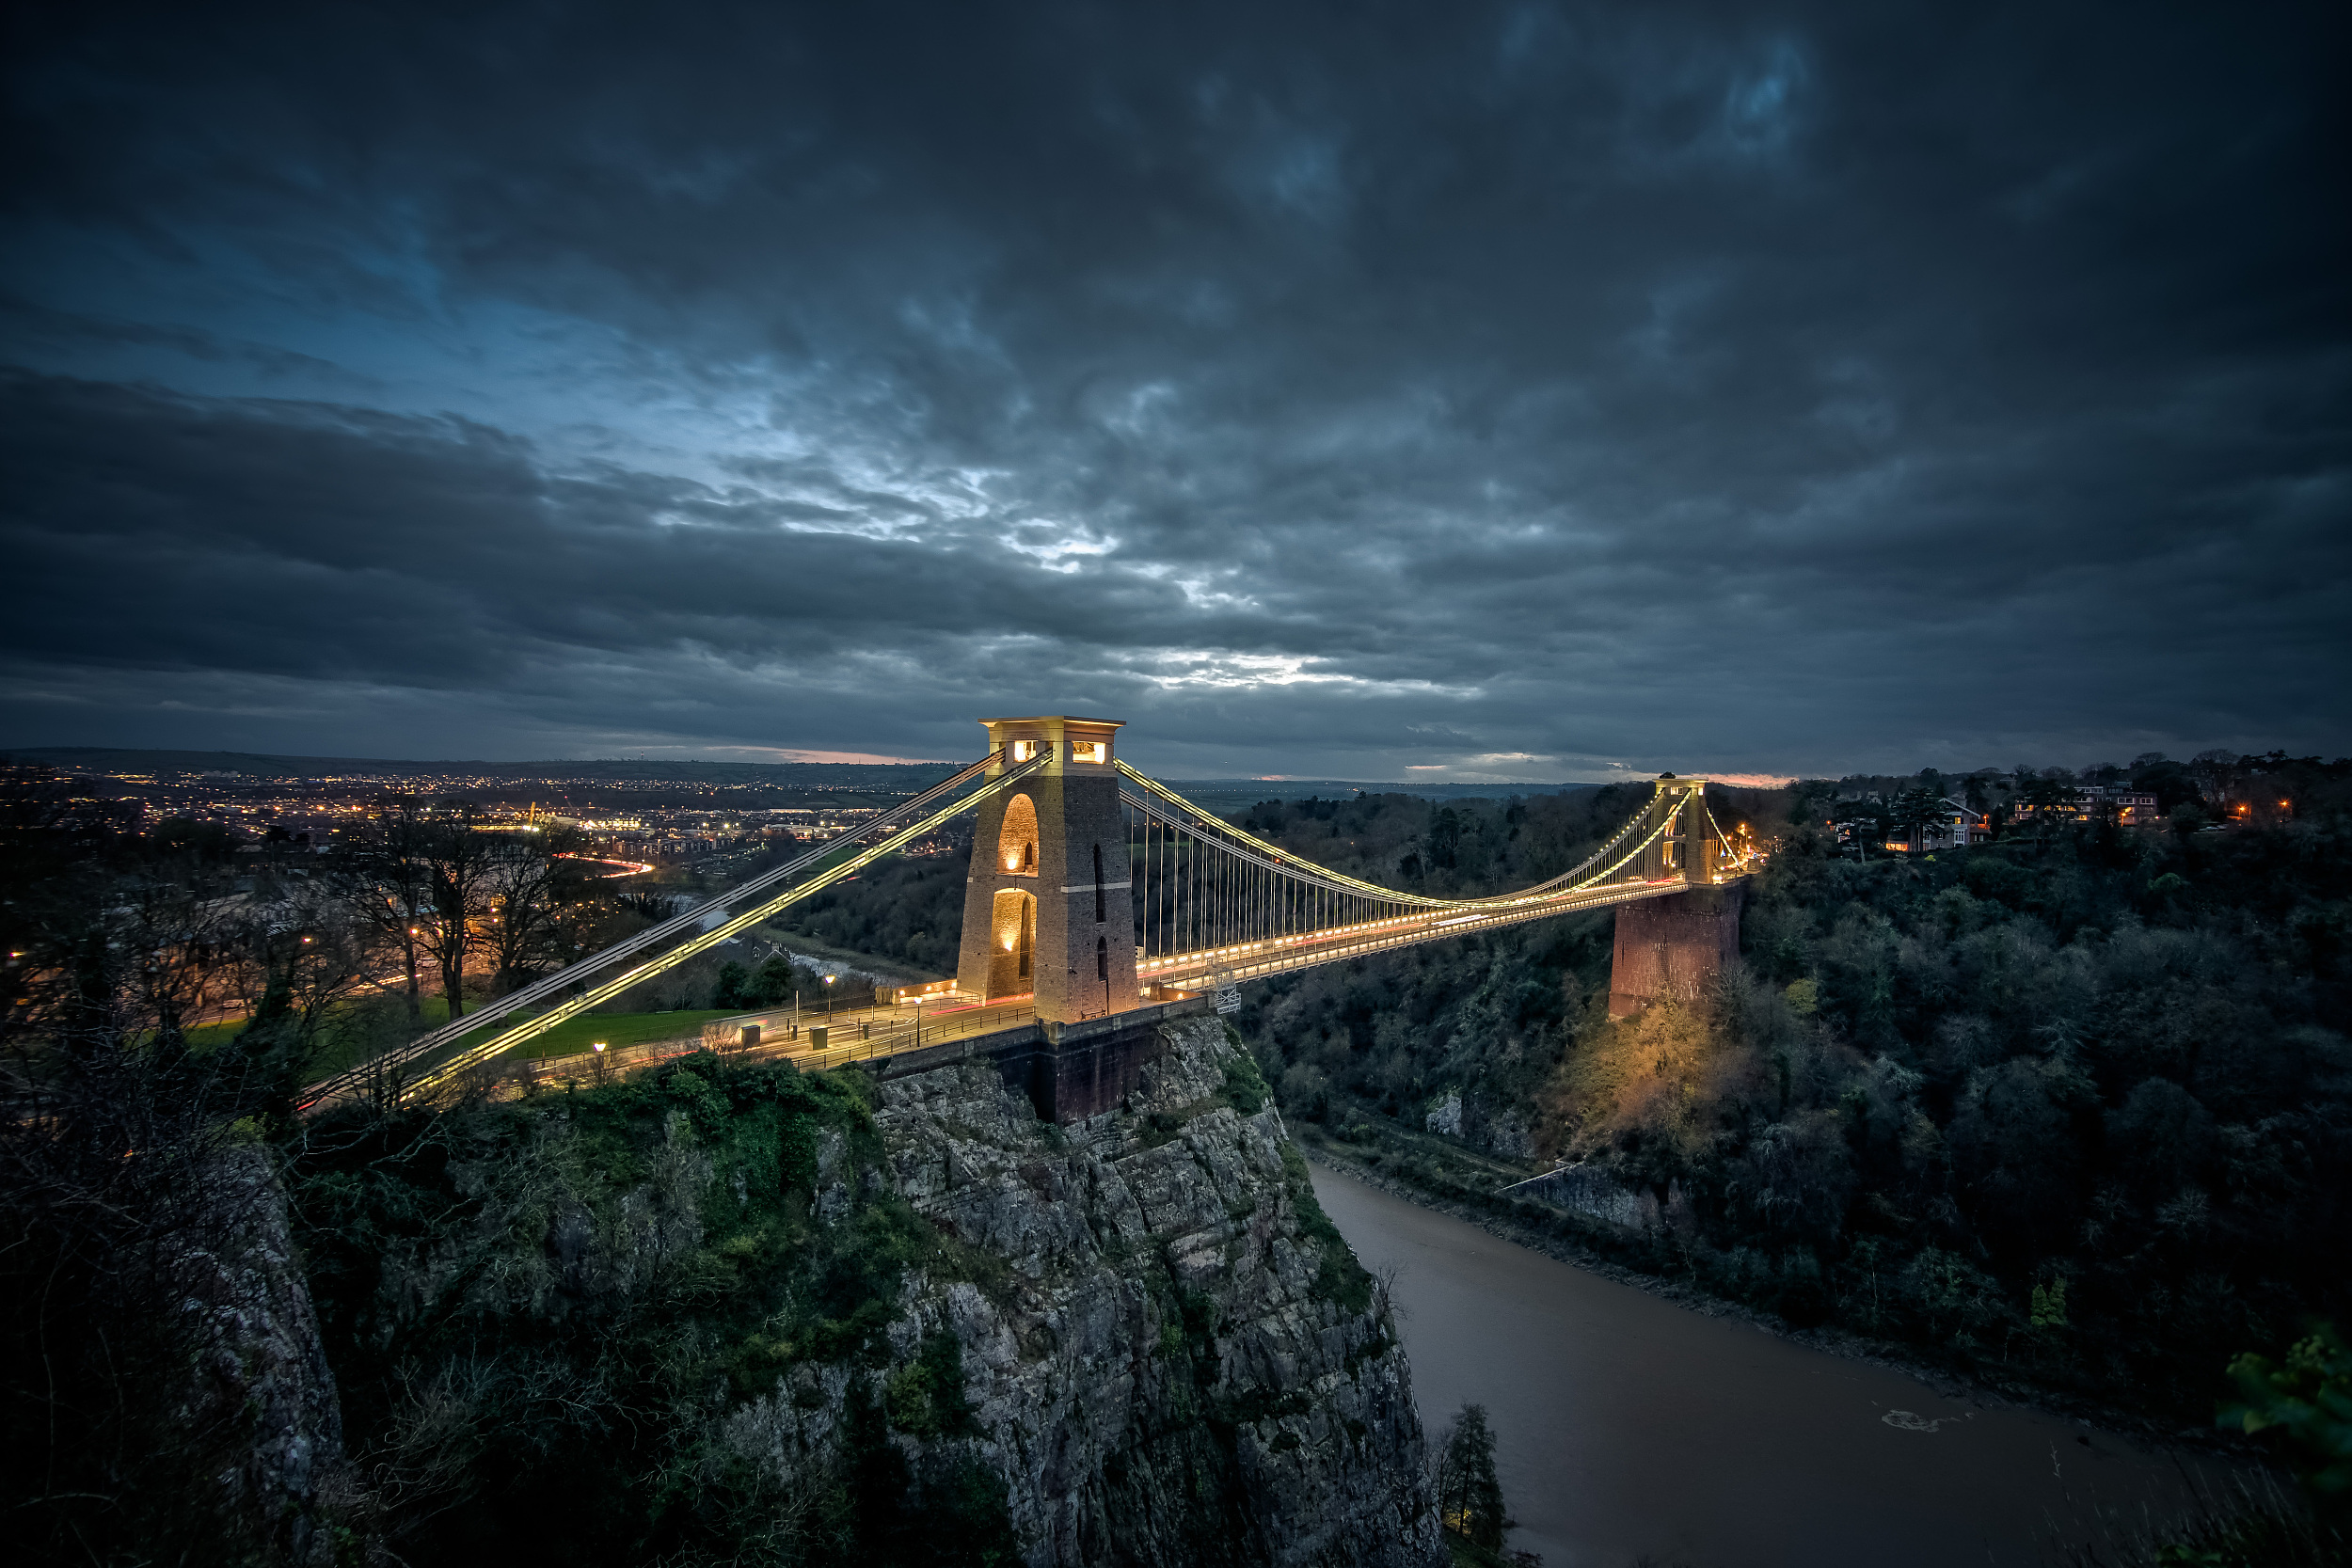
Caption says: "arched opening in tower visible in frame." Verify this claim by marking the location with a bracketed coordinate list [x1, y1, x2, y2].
[999, 793, 1040, 876]
[989, 887, 1037, 998]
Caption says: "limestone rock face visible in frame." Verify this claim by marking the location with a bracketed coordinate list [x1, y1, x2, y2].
[728, 1015, 1441, 1568]
[166, 1148, 345, 1566]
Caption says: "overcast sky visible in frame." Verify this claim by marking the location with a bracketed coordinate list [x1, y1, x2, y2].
[4, 2, 2345, 782]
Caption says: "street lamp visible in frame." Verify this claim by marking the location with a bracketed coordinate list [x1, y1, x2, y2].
[823, 972, 835, 1021]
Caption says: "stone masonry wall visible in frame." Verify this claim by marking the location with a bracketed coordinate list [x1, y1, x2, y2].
[1607, 881, 1746, 1016]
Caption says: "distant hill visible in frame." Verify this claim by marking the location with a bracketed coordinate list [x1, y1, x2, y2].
[3, 748, 1607, 800]
[0, 746, 963, 791]
[1165, 779, 1605, 810]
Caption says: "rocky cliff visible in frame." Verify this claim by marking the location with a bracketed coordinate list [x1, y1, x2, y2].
[166, 1147, 346, 1564]
[718, 1013, 1438, 1567]
[278, 1012, 1437, 1567]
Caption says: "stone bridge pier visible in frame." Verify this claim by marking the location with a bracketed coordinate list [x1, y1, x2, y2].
[1606, 774, 1746, 1016]
[1608, 882, 1745, 1016]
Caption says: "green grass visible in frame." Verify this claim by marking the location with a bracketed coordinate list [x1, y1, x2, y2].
[183, 1018, 250, 1051]
[187, 995, 730, 1072]
[181, 991, 458, 1056]
[179, 987, 739, 1085]
[480, 1007, 739, 1061]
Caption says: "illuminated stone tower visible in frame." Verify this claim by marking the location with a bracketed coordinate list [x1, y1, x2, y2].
[1609, 774, 1745, 1016]
[954, 716, 1139, 1022]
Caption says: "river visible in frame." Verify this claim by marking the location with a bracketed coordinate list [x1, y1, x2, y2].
[1311, 1164, 2240, 1568]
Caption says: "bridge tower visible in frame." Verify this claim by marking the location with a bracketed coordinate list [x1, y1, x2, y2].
[1609, 775, 1745, 1017]
[955, 716, 1140, 1022]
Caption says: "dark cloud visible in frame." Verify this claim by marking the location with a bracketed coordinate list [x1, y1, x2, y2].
[3, 1, 2346, 778]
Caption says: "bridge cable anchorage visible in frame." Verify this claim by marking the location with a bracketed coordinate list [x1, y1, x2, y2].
[299, 750, 1046, 1109]
[1119, 766, 1730, 996]
[302, 745, 1016, 1101]
[397, 753, 1052, 1098]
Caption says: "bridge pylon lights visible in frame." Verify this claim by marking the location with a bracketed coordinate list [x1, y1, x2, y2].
[955, 716, 1139, 1023]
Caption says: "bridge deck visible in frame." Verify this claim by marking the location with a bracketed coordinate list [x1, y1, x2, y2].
[1142, 875, 1708, 993]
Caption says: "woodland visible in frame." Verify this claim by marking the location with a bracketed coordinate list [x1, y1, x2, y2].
[764, 761, 2352, 1438]
[6, 753, 2347, 1562]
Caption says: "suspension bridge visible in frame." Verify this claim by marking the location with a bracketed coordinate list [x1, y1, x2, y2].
[300, 716, 1761, 1117]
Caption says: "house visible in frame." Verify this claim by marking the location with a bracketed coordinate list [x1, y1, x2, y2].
[2074, 787, 2161, 825]
[1941, 799, 1992, 845]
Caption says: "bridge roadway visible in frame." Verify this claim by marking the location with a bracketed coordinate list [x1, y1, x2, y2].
[299, 726, 1756, 1112]
[1138, 874, 1699, 997]
[450, 993, 1044, 1098]
[424, 866, 1706, 1100]
[433, 866, 1713, 1103]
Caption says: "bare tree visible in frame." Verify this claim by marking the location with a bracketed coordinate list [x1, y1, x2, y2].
[332, 795, 436, 1024]
[419, 804, 493, 1021]
[218, 860, 371, 1097]
[478, 828, 595, 996]
[2190, 747, 2239, 804]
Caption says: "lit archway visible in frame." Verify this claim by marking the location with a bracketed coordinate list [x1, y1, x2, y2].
[988, 888, 1037, 998]
[998, 794, 1039, 876]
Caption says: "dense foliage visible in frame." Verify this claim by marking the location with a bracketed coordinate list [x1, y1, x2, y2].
[1231, 766, 2352, 1429]
[289, 1057, 1020, 1567]
[2222, 1325, 2352, 1530]
[770, 850, 970, 978]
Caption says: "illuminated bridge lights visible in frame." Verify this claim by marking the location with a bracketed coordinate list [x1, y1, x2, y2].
[299, 741, 1762, 1113]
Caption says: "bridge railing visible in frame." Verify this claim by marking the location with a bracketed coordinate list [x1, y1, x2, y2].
[1143, 875, 1683, 992]
[424, 994, 1043, 1103]
[304, 753, 1049, 1109]
[325, 751, 1758, 1110]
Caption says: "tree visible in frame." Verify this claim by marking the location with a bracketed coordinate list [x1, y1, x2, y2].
[0, 828, 347, 1561]
[2015, 773, 2081, 844]
[1437, 1402, 1509, 1551]
[2191, 748, 2239, 804]
[418, 804, 493, 1020]
[331, 795, 437, 1024]
[1428, 808, 1463, 871]
[219, 870, 368, 1120]
[478, 829, 593, 995]
[2221, 1323, 2352, 1530]
[1831, 797, 1890, 859]
[1889, 786, 1945, 855]
[713, 952, 818, 1012]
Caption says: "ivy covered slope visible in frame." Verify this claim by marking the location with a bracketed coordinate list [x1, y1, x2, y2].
[292, 1013, 1436, 1567]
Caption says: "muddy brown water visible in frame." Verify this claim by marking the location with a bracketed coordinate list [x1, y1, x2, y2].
[1311, 1164, 2246, 1568]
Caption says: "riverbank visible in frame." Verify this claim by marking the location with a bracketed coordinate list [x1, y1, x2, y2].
[1310, 1155, 2260, 1568]
[1295, 1123, 2256, 1458]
